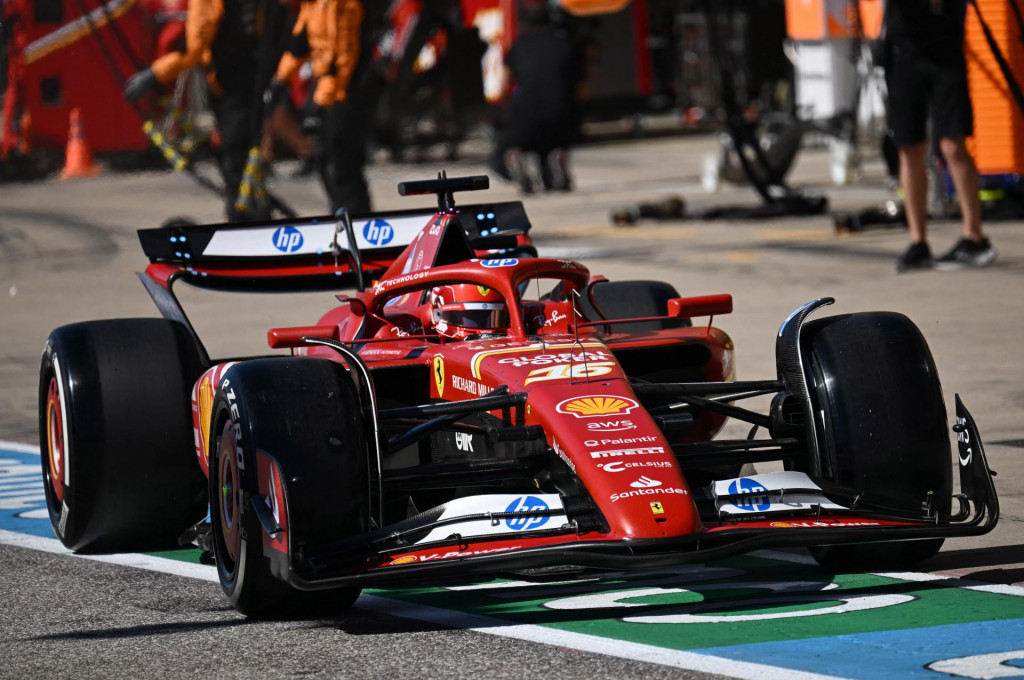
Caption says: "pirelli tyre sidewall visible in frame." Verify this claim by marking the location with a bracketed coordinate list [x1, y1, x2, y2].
[802, 311, 951, 569]
[38, 319, 208, 553]
[209, 358, 367, 618]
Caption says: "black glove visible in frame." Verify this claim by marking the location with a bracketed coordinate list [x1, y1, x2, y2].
[124, 68, 157, 102]
[263, 80, 288, 110]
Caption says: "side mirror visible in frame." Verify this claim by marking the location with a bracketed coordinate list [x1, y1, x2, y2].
[667, 294, 733, 319]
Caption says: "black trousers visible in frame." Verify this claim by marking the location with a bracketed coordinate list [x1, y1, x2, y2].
[318, 98, 371, 214]
[210, 86, 256, 221]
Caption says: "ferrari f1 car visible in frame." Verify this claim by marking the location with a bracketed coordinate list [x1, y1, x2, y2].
[38, 175, 998, 617]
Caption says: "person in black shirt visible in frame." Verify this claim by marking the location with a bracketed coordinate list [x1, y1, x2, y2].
[885, 0, 996, 271]
[491, 1, 584, 193]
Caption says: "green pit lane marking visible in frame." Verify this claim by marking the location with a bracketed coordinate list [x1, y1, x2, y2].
[144, 546, 1024, 651]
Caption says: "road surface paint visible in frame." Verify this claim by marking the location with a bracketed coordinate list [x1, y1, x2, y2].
[3, 442, 1023, 679]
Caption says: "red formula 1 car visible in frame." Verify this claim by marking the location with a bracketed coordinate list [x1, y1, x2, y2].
[38, 175, 998, 617]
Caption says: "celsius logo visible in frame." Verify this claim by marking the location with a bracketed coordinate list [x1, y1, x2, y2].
[728, 477, 770, 512]
[363, 219, 394, 246]
[504, 495, 550, 531]
[630, 476, 662, 489]
[272, 226, 303, 253]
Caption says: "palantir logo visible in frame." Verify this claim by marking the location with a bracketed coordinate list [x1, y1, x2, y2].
[272, 226, 304, 253]
[729, 477, 771, 512]
[363, 219, 394, 246]
[504, 495, 549, 531]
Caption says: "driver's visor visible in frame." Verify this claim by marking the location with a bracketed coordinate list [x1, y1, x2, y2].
[436, 302, 509, 330]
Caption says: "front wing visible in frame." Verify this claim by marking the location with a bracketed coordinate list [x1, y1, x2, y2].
[268, 396, 997, 591]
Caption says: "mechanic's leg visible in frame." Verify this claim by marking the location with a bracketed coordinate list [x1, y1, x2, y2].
[899, 142, 930, 244]
[317, 101, 371, 214]
[213, 93, 253, 221]
[939, 136, 983, 241]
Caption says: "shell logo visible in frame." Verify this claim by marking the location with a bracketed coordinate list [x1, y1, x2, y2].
[390, 555, 417, 565]
[557, 395, 639, 418]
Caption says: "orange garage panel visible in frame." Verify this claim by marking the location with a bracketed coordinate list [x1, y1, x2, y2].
[965, 0, 1024, 175]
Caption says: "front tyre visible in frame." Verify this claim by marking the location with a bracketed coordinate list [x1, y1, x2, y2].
[802, 312, 951, 570]
[209, 358, 367, 618]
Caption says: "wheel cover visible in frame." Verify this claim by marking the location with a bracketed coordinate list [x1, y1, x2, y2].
[45, 378, 65, 504]
[216, 419, 241, 574]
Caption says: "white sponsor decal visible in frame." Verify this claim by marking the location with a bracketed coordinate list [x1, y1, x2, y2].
[629, 476, 662, 489]
[544, 310, 568, 327]
[712, 471, 846, 514]
[410, 494, 566, 545]
[597, 460, 673, 473]
[585, 436, 658, 447]
[452, 375, 487, 395]
[590, 447, 666, 460]
[455, 432, 475, 452]
[373, 270, 430, 296]
[497, 350, 612, 367]
[552, 439, 576, 473]
[586, 419, 637, 433]
[204, 223, 333, 257]
[610, 486, 687, 503]
[469, 342, 607, 378]
[956, 415, 973, 466]
[220, 379, 245, 471]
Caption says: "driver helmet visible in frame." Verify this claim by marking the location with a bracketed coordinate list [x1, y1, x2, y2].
[430, 284, 510, 339]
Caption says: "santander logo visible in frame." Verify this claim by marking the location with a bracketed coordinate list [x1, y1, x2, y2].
[629, 476, 662, 489]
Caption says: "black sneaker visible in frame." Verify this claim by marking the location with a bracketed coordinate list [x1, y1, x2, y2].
[896, 241, 933, 272]
[935, 237, 997, 270]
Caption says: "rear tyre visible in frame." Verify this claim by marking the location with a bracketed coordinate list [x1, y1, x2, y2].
[209, 358, 368, 618]
[38, 319, 208, 553]
[802, 312, 951, 570]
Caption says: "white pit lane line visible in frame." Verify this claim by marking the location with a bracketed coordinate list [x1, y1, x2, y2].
[4, 441, 1023, 680]
[0, 527, 846, 680]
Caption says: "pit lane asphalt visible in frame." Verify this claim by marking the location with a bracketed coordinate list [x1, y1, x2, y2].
[2, 133, 1024, 678]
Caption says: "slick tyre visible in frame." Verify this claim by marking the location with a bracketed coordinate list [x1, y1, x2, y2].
[38, 319, 208, 553]
[803, 312, 951, 570]
[209, 358, 368, 618]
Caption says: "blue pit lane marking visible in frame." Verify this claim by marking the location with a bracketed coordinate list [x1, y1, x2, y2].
[0, 443, 52, 537]
[698, 619, 1024, 679]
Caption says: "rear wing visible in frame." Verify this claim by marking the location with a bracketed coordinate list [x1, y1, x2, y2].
[136, 200, 532, 366]
[138, 201, 532, 293]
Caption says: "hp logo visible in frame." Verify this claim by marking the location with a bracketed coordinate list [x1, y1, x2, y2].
[481, 258, 518, 268]
[504, 495, 550, 531]
[272, 226, 304, 253]
[363, 219, 395, 246]
[728, 478, 770, 512]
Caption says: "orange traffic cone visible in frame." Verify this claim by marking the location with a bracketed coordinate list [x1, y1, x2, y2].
[60, 108, 100, 179]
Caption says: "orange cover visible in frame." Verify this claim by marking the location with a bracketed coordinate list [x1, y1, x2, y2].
[785, 0, 882, 41]
[965, 0, 1024, 175]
